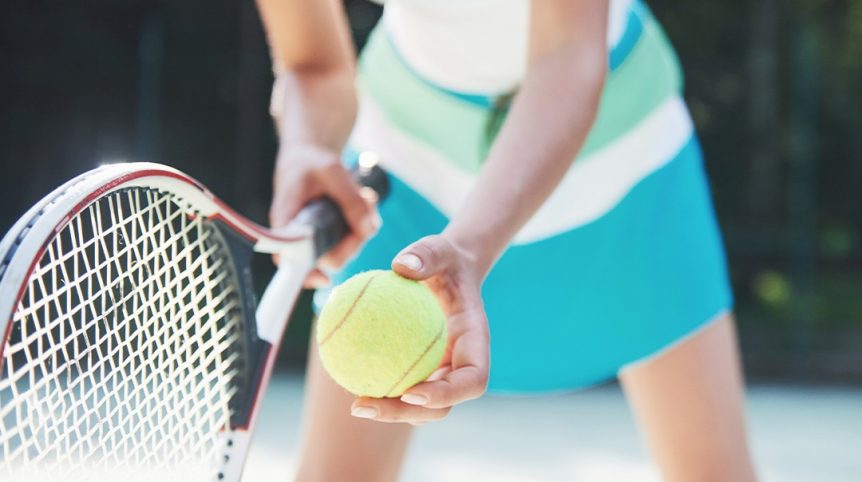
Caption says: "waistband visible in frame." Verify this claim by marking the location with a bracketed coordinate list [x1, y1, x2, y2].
[375, 0, 652, 109]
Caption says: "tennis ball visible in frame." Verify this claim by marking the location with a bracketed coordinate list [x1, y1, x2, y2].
[316, 270, 447, 398]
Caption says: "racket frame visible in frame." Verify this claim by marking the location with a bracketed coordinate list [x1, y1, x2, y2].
[0, 162, 319, 481]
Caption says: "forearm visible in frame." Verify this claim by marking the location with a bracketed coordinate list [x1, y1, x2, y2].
[273, 69, 357, 153]
[257, 0, 357, 151]
[444, 42, 606, 277]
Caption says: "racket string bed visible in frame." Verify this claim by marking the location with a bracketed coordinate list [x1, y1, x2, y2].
[0, 188, 247, 481]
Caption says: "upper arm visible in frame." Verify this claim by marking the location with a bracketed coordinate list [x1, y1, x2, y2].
[256, 0, 355, 72]
[528, 0, 609, 69]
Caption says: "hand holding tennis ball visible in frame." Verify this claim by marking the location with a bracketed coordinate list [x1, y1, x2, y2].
[317, 270, 447, 398]
[316, 235, 491, 424]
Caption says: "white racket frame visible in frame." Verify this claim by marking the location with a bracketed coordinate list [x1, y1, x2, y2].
[0, 162, 316, 481]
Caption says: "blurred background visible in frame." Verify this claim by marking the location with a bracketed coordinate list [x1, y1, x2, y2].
[1, 1, 860, 480]
[2, 0, 859, 383]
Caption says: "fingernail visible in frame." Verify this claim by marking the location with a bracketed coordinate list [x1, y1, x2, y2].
[359, 186, 380, 204]
[351, 406, 378, 419]
[361, 217, 376, 236]
[400, 393, 428, 406]
[396, 253, 423, 271]
[427, 367, 449, 382]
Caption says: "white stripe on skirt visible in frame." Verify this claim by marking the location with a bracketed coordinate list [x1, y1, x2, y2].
[350, 94, 694, 244]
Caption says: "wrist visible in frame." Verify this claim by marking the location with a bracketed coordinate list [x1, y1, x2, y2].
[271, 68, 357, 148]
[275, 142, 341, 169]
[440, 227, 498, 282]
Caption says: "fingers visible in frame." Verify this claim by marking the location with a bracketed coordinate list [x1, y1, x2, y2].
[426, 366, 452, 382]
[303, 268, 330, 289]
[318, 164, 380, 239]
[348, 348, 486, 424]
[313, 165, 380, 271]
[268, 191, 304, 232]
[400, 323, 489, 409]
[351, 398, 451, 425]
[400, 364, 488, 409]
[385, 235, 490, 422]
[318, 234, 363, 269]
[392, 235, 454, 281]
[344, 317, 488, 424]
[269, 164, 320, 230]
[350, 310, 490, 425]
[269, 146, 380, 245]
[270, 152, 382, 274]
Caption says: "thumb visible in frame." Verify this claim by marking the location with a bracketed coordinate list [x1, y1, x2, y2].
[392, 235, 453, 281]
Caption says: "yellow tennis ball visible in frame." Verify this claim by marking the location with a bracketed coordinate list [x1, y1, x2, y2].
[316, 270, 447, 398]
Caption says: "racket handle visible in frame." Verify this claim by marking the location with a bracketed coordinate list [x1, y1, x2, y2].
[294, 152, 390, 258]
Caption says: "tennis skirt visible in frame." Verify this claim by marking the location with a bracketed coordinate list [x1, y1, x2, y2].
[315, 4, 734, 393]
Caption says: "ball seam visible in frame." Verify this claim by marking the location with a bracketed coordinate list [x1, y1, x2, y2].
[318, 272, 383, 346]
[384, 322, 446, 397]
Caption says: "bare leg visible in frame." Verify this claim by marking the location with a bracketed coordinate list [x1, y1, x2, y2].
[619, 313, 758, 482]
[294, 337, 413, 482]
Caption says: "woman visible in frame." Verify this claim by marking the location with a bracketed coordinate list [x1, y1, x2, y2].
[257, 0, 759, 481]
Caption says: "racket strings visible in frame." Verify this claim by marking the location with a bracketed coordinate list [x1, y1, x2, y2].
[0, 187, 246, 480]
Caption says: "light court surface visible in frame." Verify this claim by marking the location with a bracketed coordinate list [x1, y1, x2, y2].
[244, 374, 862, 482]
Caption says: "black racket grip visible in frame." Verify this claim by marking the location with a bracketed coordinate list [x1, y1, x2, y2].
[293, 153, 390, 259]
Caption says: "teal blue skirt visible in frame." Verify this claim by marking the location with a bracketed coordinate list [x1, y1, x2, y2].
[317, 137, 732, 393]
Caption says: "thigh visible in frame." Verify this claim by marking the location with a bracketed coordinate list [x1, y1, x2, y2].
[295, 338, 413, 482]
[618, 313, 759, 482]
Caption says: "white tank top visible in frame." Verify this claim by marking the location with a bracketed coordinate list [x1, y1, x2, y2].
[382, 0, 634, 95]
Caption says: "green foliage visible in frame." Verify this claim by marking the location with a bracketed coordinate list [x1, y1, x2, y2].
[650, 1, 861, 380]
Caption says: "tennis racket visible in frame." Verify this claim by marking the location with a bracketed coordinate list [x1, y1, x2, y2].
[0, 154, 388, 481]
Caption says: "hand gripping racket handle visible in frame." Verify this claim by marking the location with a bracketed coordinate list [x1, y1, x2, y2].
[256, 152, 388, 342]
[292, 152, 390, 258]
